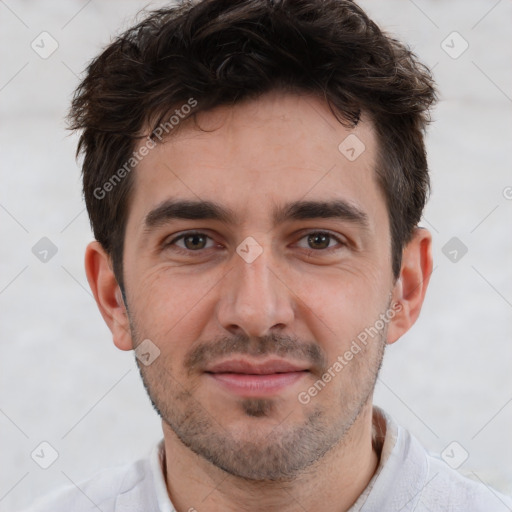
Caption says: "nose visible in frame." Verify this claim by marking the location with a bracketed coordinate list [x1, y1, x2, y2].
[216, 243, 295, 339]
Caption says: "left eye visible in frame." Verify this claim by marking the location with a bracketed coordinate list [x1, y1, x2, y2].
[169, 232, 216, 251]
[296, 231, 344, 251]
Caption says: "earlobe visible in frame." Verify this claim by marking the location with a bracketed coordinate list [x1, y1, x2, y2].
[84, 241, 133, 351]
[386, 228, 433, 345]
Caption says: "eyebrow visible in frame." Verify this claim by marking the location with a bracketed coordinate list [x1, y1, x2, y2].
[144, 199, 236, 230]
[143, 198, 369, 231]
[273, 199, 369, 227]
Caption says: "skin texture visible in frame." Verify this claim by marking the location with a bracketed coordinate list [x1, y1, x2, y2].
[85, 92, 433, 512]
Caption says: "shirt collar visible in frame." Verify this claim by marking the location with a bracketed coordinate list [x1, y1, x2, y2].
[149, 406, 429, 512]
[150, 439, 177, 512]
[349, 406, 429, 511]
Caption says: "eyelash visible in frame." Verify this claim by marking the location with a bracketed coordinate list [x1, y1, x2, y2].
[163, 230, 347, 256]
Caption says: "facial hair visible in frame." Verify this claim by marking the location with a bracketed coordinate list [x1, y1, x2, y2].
[130, 308, 388, 481]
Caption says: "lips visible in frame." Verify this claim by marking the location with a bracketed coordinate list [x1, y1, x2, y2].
[206, 358, 308, 375]
[205, 358, 309, 397]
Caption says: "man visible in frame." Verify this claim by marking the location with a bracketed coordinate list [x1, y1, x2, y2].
[23, 0, 512, 511]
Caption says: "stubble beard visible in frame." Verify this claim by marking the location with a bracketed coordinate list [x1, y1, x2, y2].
[132, 322, 387, 482]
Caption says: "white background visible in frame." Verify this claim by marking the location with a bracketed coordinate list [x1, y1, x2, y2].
[1, 0, 511, 510]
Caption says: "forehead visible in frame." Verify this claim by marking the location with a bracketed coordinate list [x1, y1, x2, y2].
[127, 92, 385, 230]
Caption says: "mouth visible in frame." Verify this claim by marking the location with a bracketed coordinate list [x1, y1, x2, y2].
[204, 358, 310, 397]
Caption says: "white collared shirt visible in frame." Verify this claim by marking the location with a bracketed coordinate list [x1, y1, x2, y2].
[20, 407, 512, 512]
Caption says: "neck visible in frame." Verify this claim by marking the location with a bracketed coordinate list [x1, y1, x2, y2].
[162, 404, 380, 512]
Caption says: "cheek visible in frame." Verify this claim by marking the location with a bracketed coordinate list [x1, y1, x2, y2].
[128, 266, 218, 350]
[292, 267, 390, 368]
[295, 264, 384, 321]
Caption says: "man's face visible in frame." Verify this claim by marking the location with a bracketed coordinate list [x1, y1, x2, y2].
[122, 92, 396, 480]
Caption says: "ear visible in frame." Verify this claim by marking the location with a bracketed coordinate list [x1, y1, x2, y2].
[84, 241, 133, 351]
[386, 228, 433, 345]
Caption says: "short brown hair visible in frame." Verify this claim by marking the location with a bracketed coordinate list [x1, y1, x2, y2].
[69, 0, 437, 290]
